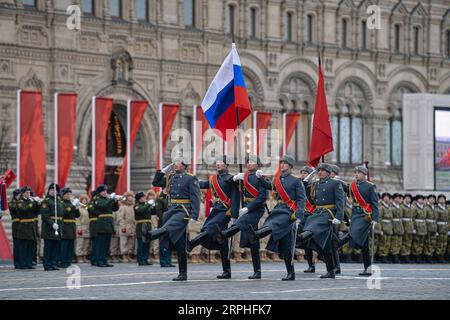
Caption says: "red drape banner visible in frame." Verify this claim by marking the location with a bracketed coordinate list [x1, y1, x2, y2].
[93, 97, 113, 190]
[254, 112, 272, 156]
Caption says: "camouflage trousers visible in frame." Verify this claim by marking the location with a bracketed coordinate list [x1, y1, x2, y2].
[390, 235, 403, 255]
[412, 235, 425, 255]
[400, 234, 414, 256]
[423, 234, 437, 256]
[373, 234, 381, 256]
[378, 234, 392, 257]
[340, 242, 351, 255]
[435, 234, 448, 256]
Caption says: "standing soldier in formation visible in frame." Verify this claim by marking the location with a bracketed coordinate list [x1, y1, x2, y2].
[423, 195, 437, 263]
[298, 163, 343, 279]
[92, 184, 120, 267]
[153, 190, 174, 267]
[8, 189, 22, 269]
[87, 190, 99, 266]
[216, 155, 267, 279]
[187, 156, 240, 279]
[134, 192, 155, 266]
[378, 193, 393, 264]
[147, 158, 200, 281]
[400, 194, 414, 263]
[75, 194, 90, 263]
[338, 166, 379, 276]
[390, 193, 404, 264]
[249, 155, 306, 281]
[59, 188, 80, 268]
[117, 192, 136, 263]
[40, 184, 65, 271]
[435, 195, 448, 263]
[411, 195, 427, 263]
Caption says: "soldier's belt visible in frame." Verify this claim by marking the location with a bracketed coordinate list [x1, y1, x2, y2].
[170, 199, 191, 205]
[98, 214, 113, 218]
[33, 218, 38, 221]
[392, 219, 401, 222]
[402, 218, 413, 221]
[415, 219, 425, 222]
[315, 205, 336, 210]
[12, 219, 20, 223]
[20, 219, 35, 223]
[244, 197, 256, 202]
[89, 218, 98, 222]
[136, 219, 152, 223]
[382, 219, 392, 223]
[51, 217, 63, 221]
[426, 219, 436, 223]
[437, 222, 448, 225]
[64, 219, 76, 223]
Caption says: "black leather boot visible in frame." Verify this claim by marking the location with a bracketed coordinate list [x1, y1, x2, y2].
[148, 227, 168, 241]
[303, 249, 315, 273]
[216, 224, 240, 245]
[359, 246, 372, 276]
[173, 251, 188, 281]
[320, 252, 335, 279]
[217, 246, 231, 279]
[248, 247, 261, 279]
[282, 255, 295, 281]
[187, 231, 209, 252]
[332, 247, 341, 275]
[248, 225, 272, 244]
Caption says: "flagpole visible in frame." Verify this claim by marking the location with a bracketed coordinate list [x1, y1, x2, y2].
[16, 90, 21, 189]
[158, 103, 163, 170]
[54, 93, 59, 236]
[127, 99, 131, 192]
[253, 111, 257, 155]
[91, 96, 96, 192]
[192, 105, 197, 176]
[282, 112, 287, 156]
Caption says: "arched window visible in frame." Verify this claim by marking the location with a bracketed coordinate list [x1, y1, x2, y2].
[413, 25, 420, 55]
[360, 20, 367, 50]
[306, 14, 314, 43]
[341, 18, 348, 48]
[339, 105, 351, 163]
[331, 115, 339, 163]
[248, 7, 257, 38]
[227, 4, 236, 35]
[394, 23, 401, 53]
[285, 12, 293, 42]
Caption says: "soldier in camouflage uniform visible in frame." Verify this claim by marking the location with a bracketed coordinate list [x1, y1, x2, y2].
[423, 195, 438, 263]
[378, 193, 393, 264]
[447, 200, 450, 262]
[435, 195, 448, 263]
[411, 195, 427, 263]
[75, 194, 90, 263]
[399, 194, 414, 263]
[389, 193, 404, 264]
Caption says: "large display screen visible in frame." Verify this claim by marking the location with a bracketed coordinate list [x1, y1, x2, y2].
[435, 108, 450, 190]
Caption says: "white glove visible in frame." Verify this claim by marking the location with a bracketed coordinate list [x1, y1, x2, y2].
[52, 223, 59, 231]
[295, 220, 301, 229]
[189, 218, 197, 224]
[110, 193, 116, 199]
[161, 163, 174, 174]
[256, 170, 263, 178]
[230, 218, 236, 225]
[72, 198, 80, 208]
[147, 200, 155, 207]
[332, 218, 341, 225]
[413, 229, 416, 234]
[33, 197, 41, 203]
[380, 231, 384, 236]
[371, 220, 377, 225]
[233, 173, 245, 181]
[239, 207, 248, 216]
[436, 232, 439, 237]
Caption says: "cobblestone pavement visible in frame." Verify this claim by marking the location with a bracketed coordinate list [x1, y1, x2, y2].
[0, 262, 449, 300]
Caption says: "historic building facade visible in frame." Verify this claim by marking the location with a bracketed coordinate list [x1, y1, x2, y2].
[0, 0, 450, 193]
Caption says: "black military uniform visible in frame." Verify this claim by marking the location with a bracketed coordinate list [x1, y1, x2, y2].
[249, 155, 306, 281]
[149, 159, 200, 281]
[8, 189, 22, 269]
[59, 188, 80, 268]
[187, 156, 240, 279]
[135, 192, 156, 265]
[92, 184, 119, 267]
[40, 184, 65, 271]
[298, 163, 345, 279]
[87, 190, 99, 266]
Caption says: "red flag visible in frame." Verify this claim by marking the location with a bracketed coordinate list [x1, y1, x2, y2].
[18, 91, 46, 197]
[253, 112, 272, 155]
[307, 58, 333, 167]
[56, 93, 77, 188]
[116, 100, 148, 194]
[156, 104, 180, 170]
[0, 220, 13, 261]
[1, 169, 16, 188]
[191, 106, 210, 175]
[92, 97, 113, 190]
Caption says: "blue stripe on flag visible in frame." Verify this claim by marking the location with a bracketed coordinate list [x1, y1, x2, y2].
[204, 80, 235, 128]
[233, 65, 246, 88]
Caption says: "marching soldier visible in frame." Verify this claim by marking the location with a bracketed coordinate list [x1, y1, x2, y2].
[378, 193, 393, 264]
[249, 155, 306, 281]
[339, 197, 353, 263]
[298, 163, 344, 279]
[134, 192, 156, 266]
[92, 184, 120, 267]
[87, 190, 99, 266]
[411, 195, 427, 263]
[75, 194, 90, 263]
[338, 165, 379, 276]
[435, 195, 448, 263]
[59, 188, 80, 268]
[423, 195, 438, 263]
[216, 155, 267, 279]
[8, 189, 22, 269]
[117, 191, 136, 262]
[186, 156, 240, 279]
[40, 184, 65, 271]
[146, 158, 201, 281]
[390, 193, 404, 264]
[400, 194, 414, 263]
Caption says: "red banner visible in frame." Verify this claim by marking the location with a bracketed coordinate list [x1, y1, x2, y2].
[156, 104, 180, 170]
[92, 97, 113, 190]
[254, 112, 272, 155]
[19, 91, 46, 197]
[191, 106, 210, 174]
[56, 93, 77, 188]
[116, 100, 148, 194]
[0, 221, 13, 261]
[284, 113, 300, 154]
[308, 58, 334, 167]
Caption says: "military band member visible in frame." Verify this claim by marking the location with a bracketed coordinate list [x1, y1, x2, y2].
[435, 195, 448, 263]
[58, 188, 80, 268]
[411, 195, 427, 263]
[186, 156, 240, 279]
[8, 189, 22, 269]
[400, 194, 414, 263]
[75, 194, 90, 263]
[40, 184, 65, 271]
[92, 184, 120, 267]
[87, 190, 99, 266]
[378, 193, 393, 264]
[390, 193, 404, 264]
[423, 195, 438, 263]
[298, 163, 344, 279]
[249, 155, 306, 281]
[216, 155, 267, 279]
[147, 158, 201, 281]
[338, 165, 379, 276]
[134, 192, 156, 266]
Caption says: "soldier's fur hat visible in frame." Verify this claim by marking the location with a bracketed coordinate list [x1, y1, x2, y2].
[330, 164, 340, 175]
[48, 183, 60, 193]
[246, 154, 261, 166]
[317, 163, 332, 173]
[280, 155, 296, 167]
[12, 188, 21, 197]
[135, 192, 146, 202]
[215, 155, 228, 165]
[354, 165, 368, 175]
[96, 184, 108, 193]
[60, 187, 72, 195]
[300, 166, 314, 174]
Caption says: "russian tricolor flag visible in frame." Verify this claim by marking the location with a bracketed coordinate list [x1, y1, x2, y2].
[201, 44, 251, 139]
